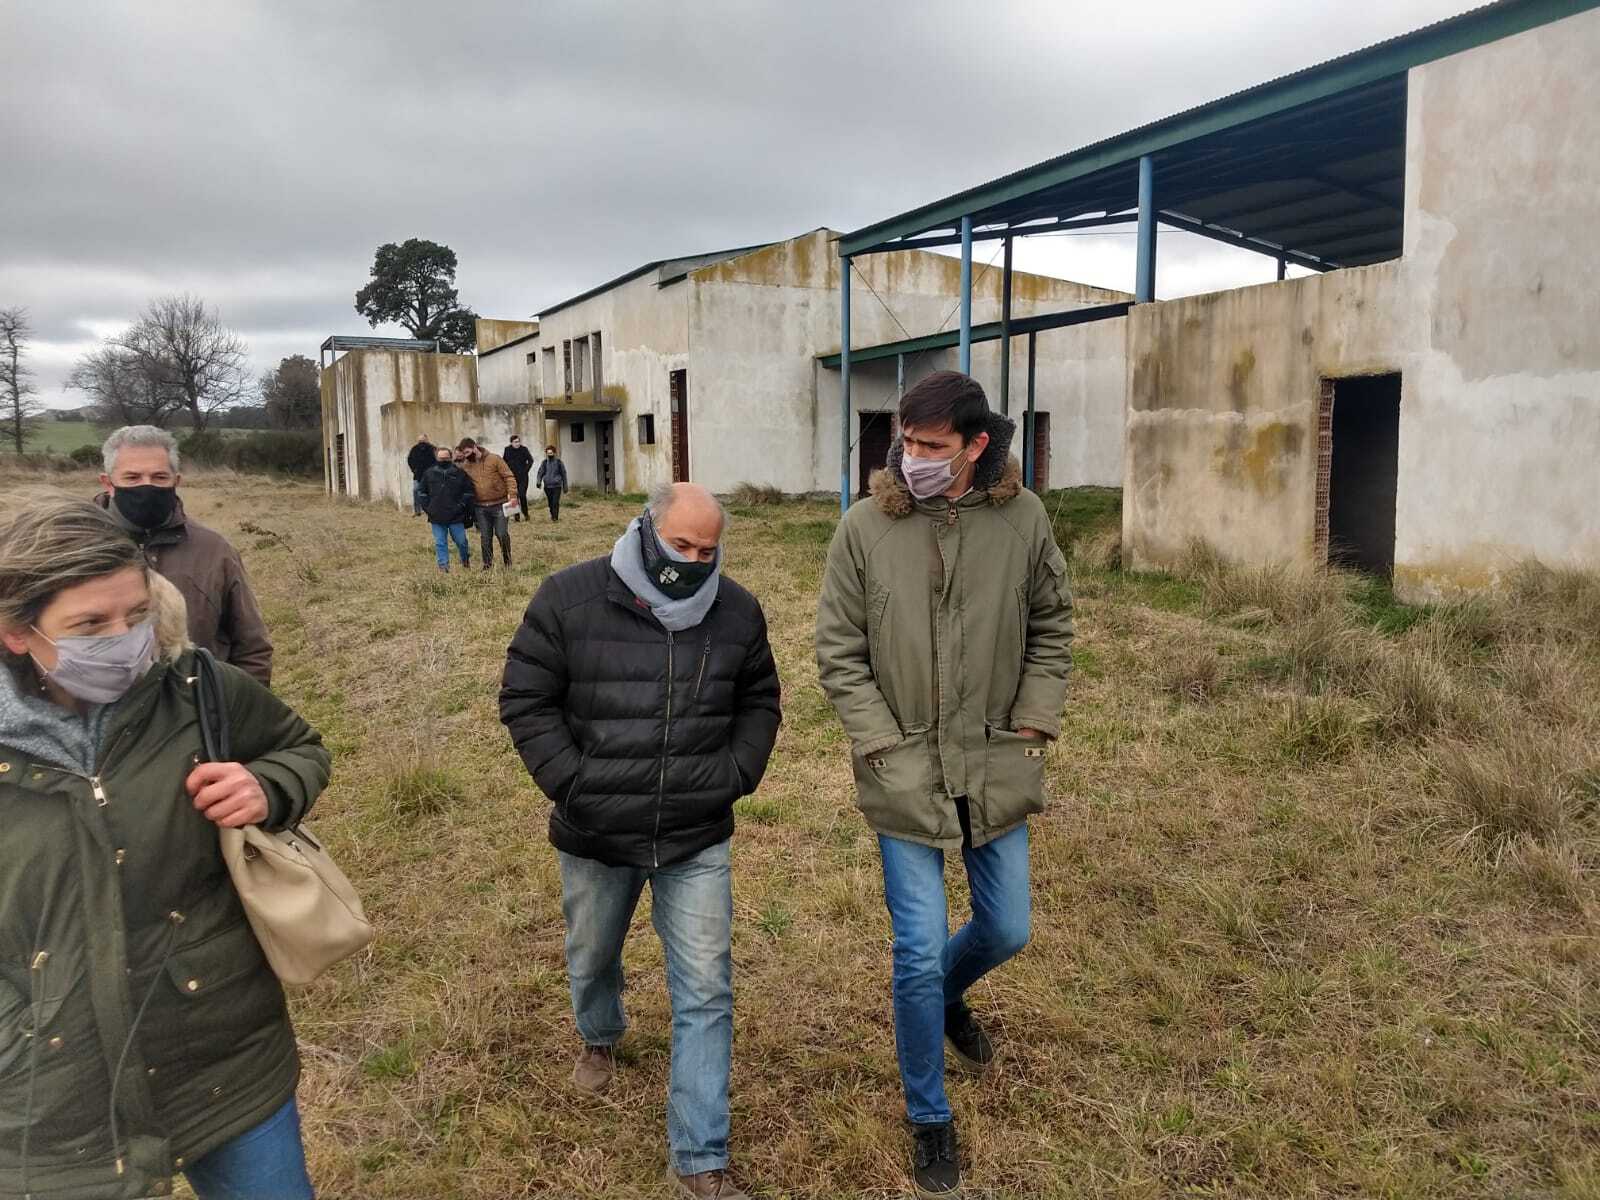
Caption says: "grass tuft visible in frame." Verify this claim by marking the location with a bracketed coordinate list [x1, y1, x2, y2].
[384, 760, 466, 823]
[727, 481, 785, 506]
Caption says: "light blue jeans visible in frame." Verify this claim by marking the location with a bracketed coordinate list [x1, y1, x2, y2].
[878, 820, 1031, 1125]
[430, 521, 470, 568]
[184, 1096, 314, 1199]
[558, 840, 734, 1177]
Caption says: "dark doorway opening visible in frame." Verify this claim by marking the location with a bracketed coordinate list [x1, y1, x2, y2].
[858, 411, 894, 498]
[1023, 410, 1051, 492]
[334, 433, 346, 495]
[669, 369, 689, 482]
[1324, 373, 1401, 577]
[595, 419, 616, 495]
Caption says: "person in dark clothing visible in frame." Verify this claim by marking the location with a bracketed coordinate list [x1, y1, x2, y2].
[96, 425, 274, 685]
[500, 482, 781, 1200]
[417, 447, 476, 572]
[503, 436, 536, 522]
[535, 445, 569, 522]
[406, 433, 436, 516]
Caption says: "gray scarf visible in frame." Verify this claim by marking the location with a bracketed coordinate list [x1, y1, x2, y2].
[0, 662, 111, 775]
[610, 517, 721, 632]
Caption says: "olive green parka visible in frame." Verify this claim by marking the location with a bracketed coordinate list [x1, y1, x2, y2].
[816, 420, 1074, 850]
[0, 579, 328, 1199]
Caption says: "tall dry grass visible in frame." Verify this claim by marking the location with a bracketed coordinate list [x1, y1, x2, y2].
[139, 491, 1600, 1198]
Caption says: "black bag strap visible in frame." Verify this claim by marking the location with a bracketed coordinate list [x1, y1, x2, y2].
[193, 647, 231, 764]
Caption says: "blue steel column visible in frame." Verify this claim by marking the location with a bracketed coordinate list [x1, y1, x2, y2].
[840, 256, 852, 514]
[998, 234, 1013, 415]
[1135, 155, 1157, 303]
[1024, 331, 1037, 489]
[959, 215, 973, 373]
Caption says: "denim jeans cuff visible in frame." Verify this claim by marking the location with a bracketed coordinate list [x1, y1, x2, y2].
[670, 1152, 731, 1177]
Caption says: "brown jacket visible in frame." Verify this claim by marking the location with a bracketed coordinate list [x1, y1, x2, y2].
[460, 451, 517, 506]
[96, 492, 274, 685]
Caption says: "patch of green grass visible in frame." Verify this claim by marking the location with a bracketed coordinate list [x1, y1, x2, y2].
[734, 797, 781, 824]
[755, 900, 793, 938]
[361, 1040, 418, 1080]
[384, 761, 466, 823]
[1349, 576, 1431, 635]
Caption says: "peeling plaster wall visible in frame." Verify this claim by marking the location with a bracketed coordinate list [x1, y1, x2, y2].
[1123, 8, 1600, 598]
[317, 349, 484, 507]
[1123, 266, 1406, 570]
[1392, 8, 1600, 597]
[690, 229, 1128, 493]
[477, 340, 538, 407]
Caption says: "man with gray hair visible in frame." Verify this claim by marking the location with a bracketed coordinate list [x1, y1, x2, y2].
[95, 424, 273, 683]
[499, 481, 781, 1199]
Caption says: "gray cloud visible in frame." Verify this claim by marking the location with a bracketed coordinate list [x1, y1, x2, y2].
[1, 0, 1476, 408]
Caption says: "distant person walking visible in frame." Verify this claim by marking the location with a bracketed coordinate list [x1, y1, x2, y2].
[536, 445, 569, 522]
[418, 445, 475, 572]
[407, 433, 436, 517]
[95, 425, 274, 684]
[503, 436, 535, 522]
[456, 438, 517, 571]
[500, 483, 782, 1199]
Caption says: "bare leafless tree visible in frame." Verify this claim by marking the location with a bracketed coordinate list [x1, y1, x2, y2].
[67, 344, 187, 429]
[0, 308, 44, 454]
[116, 294, 249, 432]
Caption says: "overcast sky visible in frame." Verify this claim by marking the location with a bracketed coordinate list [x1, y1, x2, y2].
[2, 0, 1478, 410]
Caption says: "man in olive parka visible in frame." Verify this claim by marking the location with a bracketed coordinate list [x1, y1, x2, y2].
[815, 371, 1073, 1199]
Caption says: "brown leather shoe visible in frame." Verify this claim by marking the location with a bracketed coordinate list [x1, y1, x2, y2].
[572, 1044, 615, 1093]
[671, 1169, 749, 1199]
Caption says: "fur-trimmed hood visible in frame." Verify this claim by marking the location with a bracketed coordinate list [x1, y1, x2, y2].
[868, 409, 1024, 518]
[147, 569, 193, 662]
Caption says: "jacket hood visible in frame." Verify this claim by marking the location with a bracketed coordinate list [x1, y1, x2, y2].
[869, 409, 1024, 518]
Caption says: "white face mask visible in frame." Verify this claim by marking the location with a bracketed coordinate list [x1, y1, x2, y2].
[900, 446, 968, 500]
[31, 621, 156, 705]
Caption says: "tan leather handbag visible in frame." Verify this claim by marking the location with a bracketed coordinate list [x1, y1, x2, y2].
[197, 649, 373, 986]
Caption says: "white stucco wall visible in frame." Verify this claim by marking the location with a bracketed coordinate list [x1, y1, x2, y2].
[1391, 7, 1600, 596]
[476, 340, 538, 407]
[688, 230, 1128, 494]
[534, 270, 689, 493]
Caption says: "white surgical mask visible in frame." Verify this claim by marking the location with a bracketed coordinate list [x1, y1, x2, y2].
[31, 621, 156, 705]
[900, 446, 968, 500]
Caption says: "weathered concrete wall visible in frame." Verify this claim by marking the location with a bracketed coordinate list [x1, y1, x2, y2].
[1123, 8, 1600, 597]
[378, 401, 544, 508]
[474, 318, 539, 355]
[318, 348, 479, 505]
[690, 229, 1128, 493]
[1122, 265, 1406, 570]
[1392, 8, 1600, 596]
[477, 339, 538, 407]
[534, 270, 687, 492]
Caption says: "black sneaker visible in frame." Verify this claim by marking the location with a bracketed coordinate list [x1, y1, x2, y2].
[944, 1002, 994, 1073]
[909, 1121, 960, 1198]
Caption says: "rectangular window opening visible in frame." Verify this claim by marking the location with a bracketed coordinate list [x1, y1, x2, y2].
[570, 421, 586, 443]
[637, 413, 656, 445]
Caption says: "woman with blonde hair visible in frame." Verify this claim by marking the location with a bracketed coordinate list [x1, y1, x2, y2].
[0, 496, 329, 1199]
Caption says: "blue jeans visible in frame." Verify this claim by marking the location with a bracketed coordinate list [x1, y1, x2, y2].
[431, 521, 469, 568]
[184, 1096, 314, 1199]
[558, 840, 733, 1176]
[879, 820, 1031, 1125]
[411, 479, 426, 514]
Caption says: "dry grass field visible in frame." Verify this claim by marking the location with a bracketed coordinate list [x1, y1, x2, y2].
[26, 470, 1600, 1198]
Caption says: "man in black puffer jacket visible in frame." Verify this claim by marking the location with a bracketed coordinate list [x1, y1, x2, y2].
[500, 482, 780, 1200]
[417, 446, 476, 571]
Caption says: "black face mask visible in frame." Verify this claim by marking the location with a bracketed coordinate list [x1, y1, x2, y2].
[638, 509, 718, 600]
[112, 484, 179, 532]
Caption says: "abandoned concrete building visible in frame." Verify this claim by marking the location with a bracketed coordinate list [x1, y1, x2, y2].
[837, 0, 1599, 599]
[494, 227, 1128, 495]
[318, 333, 541, 507]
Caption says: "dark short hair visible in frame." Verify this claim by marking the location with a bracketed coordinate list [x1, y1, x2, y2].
[545, 445, 556, 453]
[898, 371, 990, 442]
[456, 437, 477, 451]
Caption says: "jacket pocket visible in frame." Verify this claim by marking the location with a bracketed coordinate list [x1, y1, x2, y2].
[563, 755, 588, 821]
[982, 725, 1048, 820]
[163, 920, 270, 1000]
[852, 726, 940, 840]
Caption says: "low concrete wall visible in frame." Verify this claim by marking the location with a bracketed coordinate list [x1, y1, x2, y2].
[379, 402, 544, 510]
